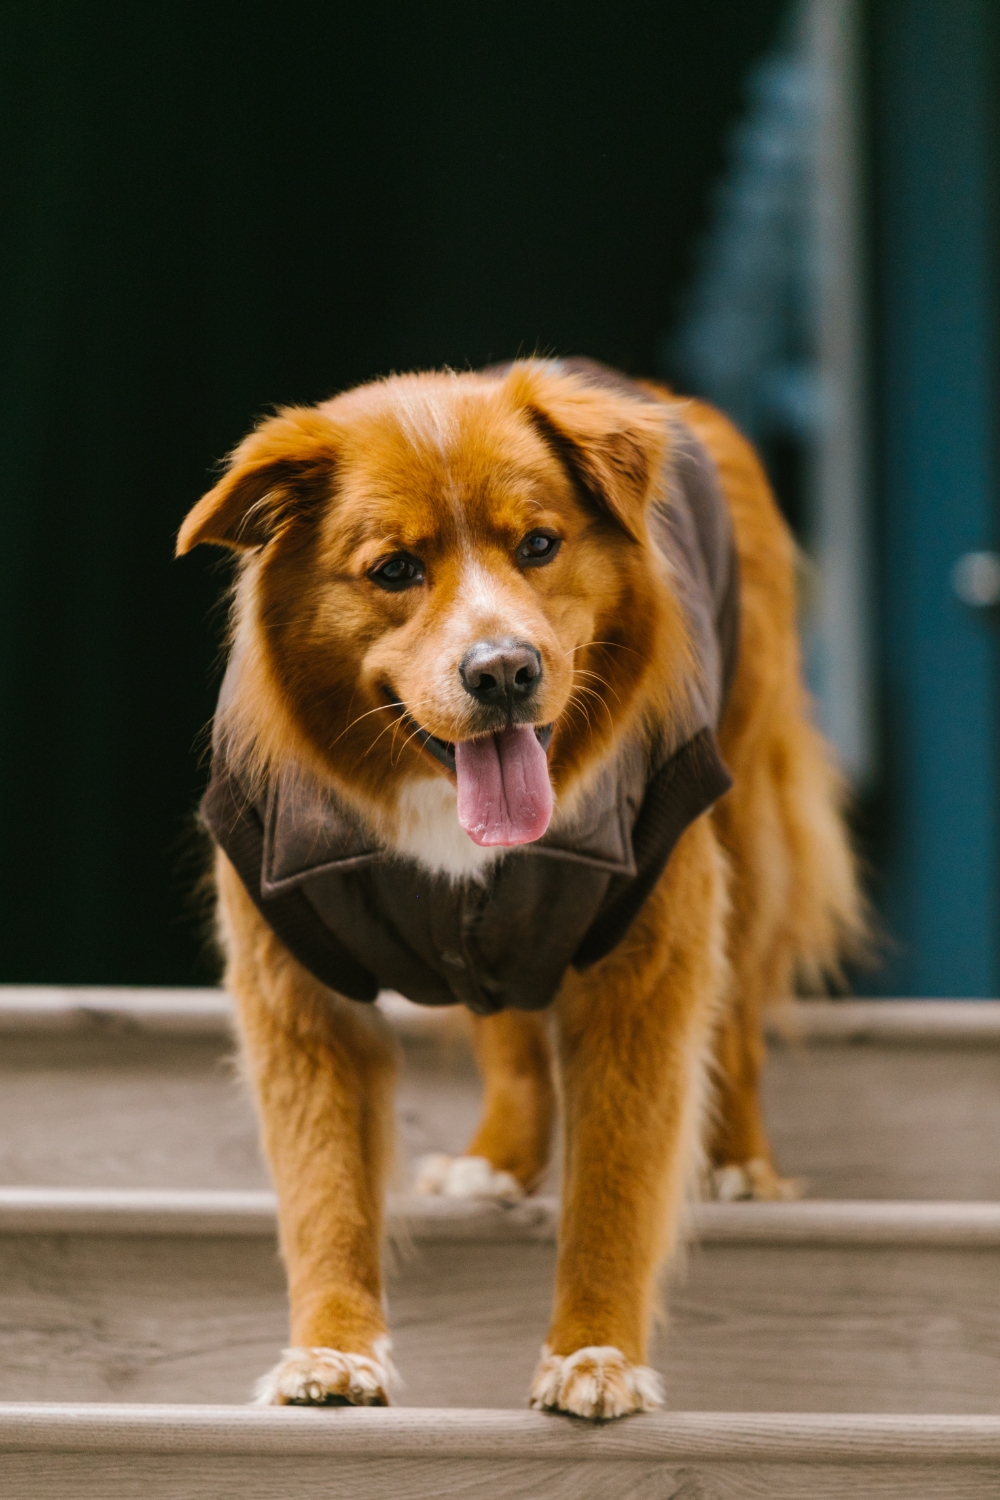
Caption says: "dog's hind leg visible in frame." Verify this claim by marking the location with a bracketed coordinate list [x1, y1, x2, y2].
[414, 1010, 555, 1199]
[466, 1010, 555, 1189]
[215, 851, 401, 1406]
[708, 678, 863, 1201]
[530, 816, 726, 1420]
[707, 937, 798, 1201]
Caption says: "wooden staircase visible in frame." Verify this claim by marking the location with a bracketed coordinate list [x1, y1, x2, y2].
[2, 988, 999, 1497]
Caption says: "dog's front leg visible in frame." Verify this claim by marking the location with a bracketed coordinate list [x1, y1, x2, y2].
[531, 817, 727, 1420]
[216, 852, 400, 1406]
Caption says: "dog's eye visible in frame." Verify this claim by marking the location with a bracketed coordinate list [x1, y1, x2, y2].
[369, 553, 425, 591]
[517, 531, 561, 567]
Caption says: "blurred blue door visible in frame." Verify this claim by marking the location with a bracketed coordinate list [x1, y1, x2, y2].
[877, 0, 999, 994]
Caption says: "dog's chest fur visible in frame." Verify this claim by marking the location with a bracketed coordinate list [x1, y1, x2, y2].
[393, 778, 506, 881]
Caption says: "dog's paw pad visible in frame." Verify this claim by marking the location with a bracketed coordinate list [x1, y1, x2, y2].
[529, 1345, 663, 1420]
[711, 1157, 802, 1202]
[413, 1152, 524, 1202]
[252, 1339, 399, 1407]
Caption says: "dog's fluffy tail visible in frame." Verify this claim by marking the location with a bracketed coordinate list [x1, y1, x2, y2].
[681, 397, 869, 998]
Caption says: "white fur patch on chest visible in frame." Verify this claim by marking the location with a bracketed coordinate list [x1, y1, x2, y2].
[393, 777, 506, 880]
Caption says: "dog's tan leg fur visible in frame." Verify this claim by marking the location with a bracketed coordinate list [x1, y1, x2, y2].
[530, 815, 727, 1419]
[215, 851, 400, 1406]
[463, 1011, 555, 1190]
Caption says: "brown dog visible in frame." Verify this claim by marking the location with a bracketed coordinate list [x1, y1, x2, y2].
[178, 358, 862, 1418]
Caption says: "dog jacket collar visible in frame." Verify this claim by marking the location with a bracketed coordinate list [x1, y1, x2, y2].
[202, 408, 738, 1016]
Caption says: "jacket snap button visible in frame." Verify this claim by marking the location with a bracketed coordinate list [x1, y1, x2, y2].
[440, 950, 466, 969]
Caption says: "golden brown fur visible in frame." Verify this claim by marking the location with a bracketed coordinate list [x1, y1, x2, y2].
[687, 398, 863, 1179]
[178, 360, 863, 1417]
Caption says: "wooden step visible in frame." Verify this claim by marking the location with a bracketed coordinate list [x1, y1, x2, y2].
[760, 1000, 1000, 1199]
[4, 1405, 999, 1500]
[0, 987, 479, 1192]
[2, 987, 999, 1198]
[2, 1188, 999, 1415]
[4, 990, 998, 1497]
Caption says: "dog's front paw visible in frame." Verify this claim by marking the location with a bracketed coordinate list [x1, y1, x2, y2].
[252, 1338, 399, 1407]
[711, 1157, 802, 1202]
[413, 1152, 525, 1202]
[529, 1345, 663, 1421]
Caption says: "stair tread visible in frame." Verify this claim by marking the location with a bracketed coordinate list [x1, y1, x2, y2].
[3, 989, 1000, 1199]
[3, 1186, 1000, 1244]
[3, 1403, 1000, 1458]
[8, 1414, 997, 1499]
[0, 988, 233, 1035]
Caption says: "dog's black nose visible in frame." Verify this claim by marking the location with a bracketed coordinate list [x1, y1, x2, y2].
[459, 638, 542, 706]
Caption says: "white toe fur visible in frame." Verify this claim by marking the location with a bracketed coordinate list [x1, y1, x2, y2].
[529, 1345, 663, 1420]
[713, 1163, 754, 1202]
[711, 1157, 802, 1202]
[252, 1337, 399, 1406]
[413, 1152, 525, 1202]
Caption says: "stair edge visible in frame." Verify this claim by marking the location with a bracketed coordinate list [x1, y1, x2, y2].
[1, 1405, 999, 1461]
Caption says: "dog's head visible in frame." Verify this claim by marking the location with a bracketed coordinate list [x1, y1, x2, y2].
[178, 361, 687, 848]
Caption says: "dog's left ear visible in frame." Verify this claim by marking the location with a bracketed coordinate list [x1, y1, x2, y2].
[176, 407, 340, 555]
[507, 362, 668, 544]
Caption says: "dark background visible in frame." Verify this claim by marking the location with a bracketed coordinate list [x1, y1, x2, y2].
[0, 1, 787, 984]
[4, 2, 999, 995]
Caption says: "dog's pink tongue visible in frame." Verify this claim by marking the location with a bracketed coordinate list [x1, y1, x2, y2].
[455, 726, 553, 847]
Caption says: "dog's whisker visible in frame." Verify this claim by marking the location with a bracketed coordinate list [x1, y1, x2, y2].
[565, 689, 594, 733]
[333, 694, 440, 750]
[573, 683, 610, 706]
[361, 723, 398, 758]
[562, 639, 640, 658]
[363, 704, 439, 759]
[330, 702, 400, 748]
[366, 712, 411, 760]
[571, 683, 615, 733]
[388, 712, 412, 761]
[392, 719, 432, 767]
[573, 667, 622, 705]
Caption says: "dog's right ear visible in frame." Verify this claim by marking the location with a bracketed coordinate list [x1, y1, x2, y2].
[176, 407, 340, 555]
